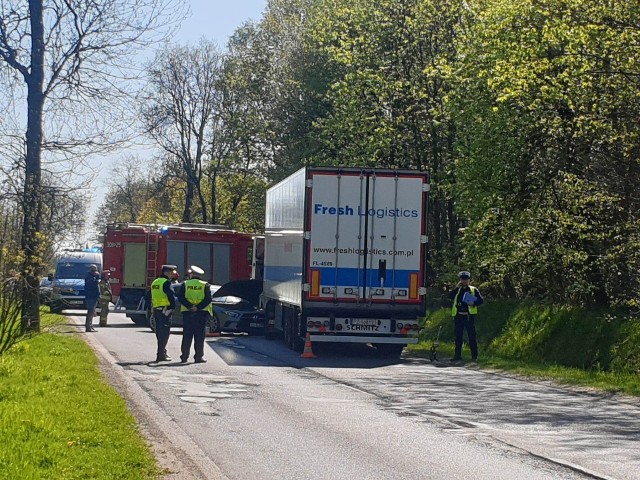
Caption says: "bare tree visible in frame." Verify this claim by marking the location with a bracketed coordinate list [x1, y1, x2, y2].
[93, 154, 155, 233]
[0, 0, 184, 332]
[140, 40, 225, 224]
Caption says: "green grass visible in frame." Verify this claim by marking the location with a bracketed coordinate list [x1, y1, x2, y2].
[409, 300, 640, 397]
[0, 313, 160, 479]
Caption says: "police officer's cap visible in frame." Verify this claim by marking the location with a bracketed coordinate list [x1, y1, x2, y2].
[161, 264, 177, 274]
[190, 265, 205, 276]
[459, 271, 471, 279]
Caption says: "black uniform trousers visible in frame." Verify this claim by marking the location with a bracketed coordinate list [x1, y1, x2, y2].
[454, 313, 478, 360]
[181, 310, 209, 361]
[154, 308, 172, 358]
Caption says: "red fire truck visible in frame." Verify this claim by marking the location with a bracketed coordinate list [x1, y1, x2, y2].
[103, 223, 254, 325]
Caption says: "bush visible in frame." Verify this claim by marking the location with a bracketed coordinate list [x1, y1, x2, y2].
[610, 320, 640, 374]
[420, 299, 640, 374]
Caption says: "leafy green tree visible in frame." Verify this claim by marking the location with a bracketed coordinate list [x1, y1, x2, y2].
[451, 0, 640, 306]
[308, 0, 464, 276]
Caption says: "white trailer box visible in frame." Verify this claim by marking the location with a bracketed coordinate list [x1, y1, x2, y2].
[263, 167, 429, 355]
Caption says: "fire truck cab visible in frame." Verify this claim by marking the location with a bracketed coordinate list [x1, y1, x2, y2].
[103, 223, 254, 325]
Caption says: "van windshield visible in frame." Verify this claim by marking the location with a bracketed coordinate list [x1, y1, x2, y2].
[55, 262, 96, 280]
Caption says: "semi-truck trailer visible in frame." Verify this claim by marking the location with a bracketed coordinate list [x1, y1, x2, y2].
[103, 223, 254, 325]
[261, 166, 429, 356]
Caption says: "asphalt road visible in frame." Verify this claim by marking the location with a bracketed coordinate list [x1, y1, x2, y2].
[66, 312, 640, 480]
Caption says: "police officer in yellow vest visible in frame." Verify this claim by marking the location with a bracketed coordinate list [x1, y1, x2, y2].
[448, 271, 484, 362]
[151, 265, 177, 362]
[177, 265, 212, 363]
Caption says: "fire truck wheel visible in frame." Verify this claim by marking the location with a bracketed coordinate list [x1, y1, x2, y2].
[206, 315, 220, 335]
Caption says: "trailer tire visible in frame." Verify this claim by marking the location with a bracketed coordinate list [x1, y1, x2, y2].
[283, 306, 302, 351]
[130, 313, 149, 327]
[283, 307, 291, 348]
[291, 309, 304, 352]
[263, 302, 278, 339]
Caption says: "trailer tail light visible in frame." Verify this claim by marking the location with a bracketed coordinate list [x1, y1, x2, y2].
[397, 323, 403, 330]
[307, 321, 314, 328]
[409, 273, 419, 299]
[335, 324, 343, 331]
[311, 270, 320, 296]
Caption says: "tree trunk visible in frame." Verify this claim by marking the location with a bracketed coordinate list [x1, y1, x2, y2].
[197, 181, 208, 224]
[210, 169, 218, 224]
[182, 176, 194, 222]
[21, 0, 46, 333]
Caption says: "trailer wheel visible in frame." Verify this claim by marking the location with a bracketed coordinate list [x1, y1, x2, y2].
[374, 344, 405, 358]
[263, 302, 277, 339]
[291, 308, 304, 352]
[283, 307, 291, 348]
[283, 306, 302, 351]
[130, 313, 149, 327]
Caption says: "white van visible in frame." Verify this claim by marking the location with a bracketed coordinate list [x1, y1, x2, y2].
[49, 251, 103, 313]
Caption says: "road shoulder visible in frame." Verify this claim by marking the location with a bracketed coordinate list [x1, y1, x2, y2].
[76, 322, 228, 480]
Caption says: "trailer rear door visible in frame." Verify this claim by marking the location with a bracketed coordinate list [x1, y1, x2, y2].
[306, 170, 426, 304]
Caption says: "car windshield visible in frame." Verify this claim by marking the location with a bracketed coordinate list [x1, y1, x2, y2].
[55, 262, 95, 279]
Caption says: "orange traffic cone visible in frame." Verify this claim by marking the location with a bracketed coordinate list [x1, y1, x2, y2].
[300, 332, 317, 358]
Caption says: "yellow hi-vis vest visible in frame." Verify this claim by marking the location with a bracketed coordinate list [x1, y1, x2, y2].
[452, 286, 478, 316]
[180, 279, 212, 314]
[150, 277, 171, 307]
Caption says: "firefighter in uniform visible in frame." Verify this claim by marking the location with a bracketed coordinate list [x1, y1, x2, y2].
[98, 270, 113, 327]
[448, 271, 484, 362]
[178, 265, 212, 363]
[151, 265, 177, 362]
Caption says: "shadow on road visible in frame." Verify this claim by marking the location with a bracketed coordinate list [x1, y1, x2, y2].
[117, 360, 193, 368]
[208, 336, 410, 369]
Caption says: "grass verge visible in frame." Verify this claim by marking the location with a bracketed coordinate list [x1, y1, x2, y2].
[0, 312, 159, 479]
[407, 342, 640, 396]
[408, 300, 640, 398]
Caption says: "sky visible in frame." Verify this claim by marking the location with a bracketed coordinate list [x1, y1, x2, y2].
[85, 0, 267, 242]
[178, 0, 267, 46]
